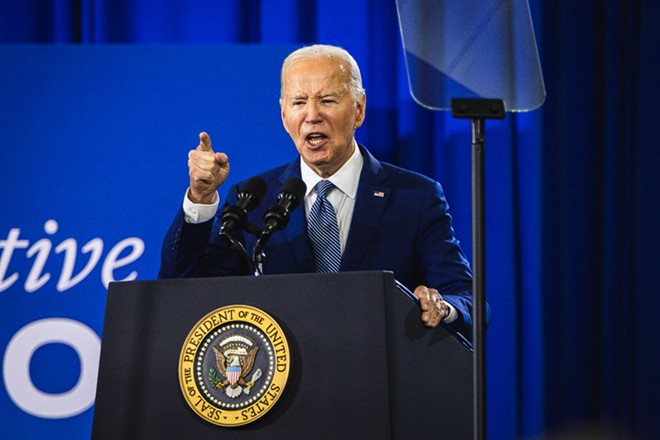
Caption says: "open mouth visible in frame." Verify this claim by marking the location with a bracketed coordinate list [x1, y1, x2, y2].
[306, 133, 328, 146]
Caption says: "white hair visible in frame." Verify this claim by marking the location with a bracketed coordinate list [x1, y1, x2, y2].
[280, 44, 366, 102]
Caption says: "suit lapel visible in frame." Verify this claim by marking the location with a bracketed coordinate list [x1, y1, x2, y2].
[340, 147, 389, 270]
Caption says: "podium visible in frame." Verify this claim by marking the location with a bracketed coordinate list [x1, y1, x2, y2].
[92, 271, 473, 439]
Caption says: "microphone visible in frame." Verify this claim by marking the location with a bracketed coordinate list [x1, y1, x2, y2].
[261, 177, 307, 235]
[252, 178, 306, 276]
[219, 176, 267, 235]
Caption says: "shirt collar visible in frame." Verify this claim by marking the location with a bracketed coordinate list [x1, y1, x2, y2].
[300, 140, 363, 199]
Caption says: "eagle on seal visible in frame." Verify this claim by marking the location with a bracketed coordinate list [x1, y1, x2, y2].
[212, 342, 261, 398]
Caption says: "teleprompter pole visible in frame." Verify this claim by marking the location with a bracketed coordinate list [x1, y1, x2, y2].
[451, 98, 505, 440]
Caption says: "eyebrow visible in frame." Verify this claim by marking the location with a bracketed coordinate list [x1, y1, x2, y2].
[289, 92, 342, 101]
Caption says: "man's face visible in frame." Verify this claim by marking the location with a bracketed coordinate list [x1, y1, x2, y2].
[280, 56, 366, 178]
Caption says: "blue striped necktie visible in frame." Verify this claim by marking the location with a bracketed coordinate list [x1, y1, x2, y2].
[308, 180, 342, 273]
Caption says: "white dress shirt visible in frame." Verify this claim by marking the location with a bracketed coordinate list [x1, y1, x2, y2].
[299, 141, 362, 255]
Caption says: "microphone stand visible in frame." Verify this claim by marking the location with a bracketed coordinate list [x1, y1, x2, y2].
[219, 222, 262, 276]
[451, 98, 505, 440]
[251, 228, 272, 276]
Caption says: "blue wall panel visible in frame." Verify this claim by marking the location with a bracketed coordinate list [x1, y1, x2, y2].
[0, 45, 296, 439]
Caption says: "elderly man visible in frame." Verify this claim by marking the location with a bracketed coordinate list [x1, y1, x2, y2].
[159, 44, 488, 338]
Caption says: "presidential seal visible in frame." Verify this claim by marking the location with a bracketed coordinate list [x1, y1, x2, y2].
[179, 304, 290, 427]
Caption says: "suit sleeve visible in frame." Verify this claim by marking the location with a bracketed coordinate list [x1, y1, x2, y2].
[416, 181, 491, 339]
[158, 184, 249, 278]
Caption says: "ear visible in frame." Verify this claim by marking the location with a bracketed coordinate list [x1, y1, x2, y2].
[280, 100, 291, 134]
[354, 94, 366, 128]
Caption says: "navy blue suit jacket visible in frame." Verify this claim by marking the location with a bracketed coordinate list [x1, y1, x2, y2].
[160, 146, 489, 338]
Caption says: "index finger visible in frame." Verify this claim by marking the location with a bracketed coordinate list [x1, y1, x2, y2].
[413, 285, 431, 310]
[198, 132, 212, 151]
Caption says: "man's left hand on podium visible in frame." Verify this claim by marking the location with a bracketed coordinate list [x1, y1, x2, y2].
[414, 285, 451, 328]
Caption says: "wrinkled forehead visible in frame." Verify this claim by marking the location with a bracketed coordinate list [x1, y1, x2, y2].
[281, 57, 351, 97]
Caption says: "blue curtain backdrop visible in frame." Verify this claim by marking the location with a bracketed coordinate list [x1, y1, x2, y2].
[1, 1, 658, 439]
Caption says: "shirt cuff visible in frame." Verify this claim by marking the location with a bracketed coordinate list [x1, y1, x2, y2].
[183, 189, 219, 224]
[443, 302, 458, 324]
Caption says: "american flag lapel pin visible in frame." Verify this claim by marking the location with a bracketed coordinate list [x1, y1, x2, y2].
[373, 190, 385, 198]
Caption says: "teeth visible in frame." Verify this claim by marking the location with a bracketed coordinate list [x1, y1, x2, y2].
[307, 133, 325, 145]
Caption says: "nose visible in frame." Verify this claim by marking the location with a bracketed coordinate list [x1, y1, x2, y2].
[305, 100, 322, 124]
